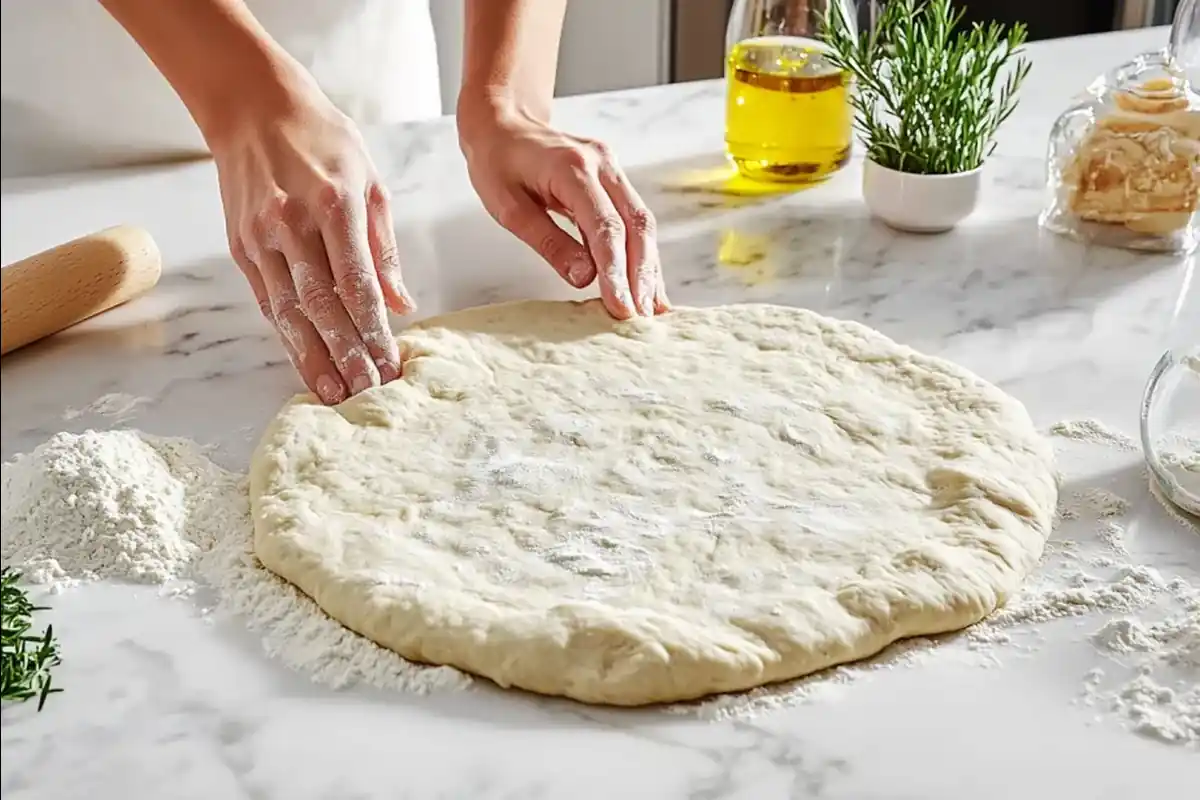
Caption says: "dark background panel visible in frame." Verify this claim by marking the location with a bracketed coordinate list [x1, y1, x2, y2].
[956, 0, 1117, 40]
[670, 0, 1181, 83]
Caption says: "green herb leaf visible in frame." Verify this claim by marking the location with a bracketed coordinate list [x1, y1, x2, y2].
[823, 0, 1032, 175]
[2, 567, 62, 709]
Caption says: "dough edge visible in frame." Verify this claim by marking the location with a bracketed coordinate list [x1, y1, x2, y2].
[250, 300, 1058, 706]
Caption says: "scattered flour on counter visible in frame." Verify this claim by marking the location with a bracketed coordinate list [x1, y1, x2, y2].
[1096, 522, 1129, 555]
[1049, 418, 1139, 451]
[979, 427, 1198, 747]
[194, 505, 472, 695]
[1076, 488, 1131, 518]
[62, 392, 151, 422]
[1083, 594, 1200, 745]
[967, 565, 1169, 642]
[0, 430, 472, 697]
[1091, 618, 1158, 654]
[2, 424, 1196, 732]
[983, 556, 1199, 747]
[667, 634, 981, 722]
[1107, 670, 1200, 745]
[1037, 439, 1200, 747]
[1067, 488, 1132, 555]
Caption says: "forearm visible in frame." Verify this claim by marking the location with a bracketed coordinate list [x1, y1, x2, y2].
[99, 0, 308, 142]
[458, 0, 567, 124]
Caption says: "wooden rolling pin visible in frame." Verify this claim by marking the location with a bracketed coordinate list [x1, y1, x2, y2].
[1, 225, 162, 356]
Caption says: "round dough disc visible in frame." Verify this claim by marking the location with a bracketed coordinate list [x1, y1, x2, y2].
[250, 301, 1057, 706]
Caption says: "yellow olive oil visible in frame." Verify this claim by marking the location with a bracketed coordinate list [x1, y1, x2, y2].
[725, 36, 852, 183]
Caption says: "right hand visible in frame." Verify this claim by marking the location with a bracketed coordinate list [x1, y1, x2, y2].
[210, 86, 415, 405]
[458, 93, 670, 320]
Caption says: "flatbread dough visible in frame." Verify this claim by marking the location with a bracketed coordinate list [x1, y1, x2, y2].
[250, 301, 1057, 706]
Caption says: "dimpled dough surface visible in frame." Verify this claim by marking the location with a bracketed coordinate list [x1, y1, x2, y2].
[250, 300, 1057, 706]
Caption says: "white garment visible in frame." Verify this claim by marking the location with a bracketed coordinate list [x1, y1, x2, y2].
[0, 1, 441, 178]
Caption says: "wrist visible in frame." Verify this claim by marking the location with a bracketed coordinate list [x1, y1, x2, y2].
[458, 82, 550, 124]
[191, 48, 316, 148]
[456, 85, 549, 157]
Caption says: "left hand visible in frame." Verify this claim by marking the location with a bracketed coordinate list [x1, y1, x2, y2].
[457, 95, 670, 319]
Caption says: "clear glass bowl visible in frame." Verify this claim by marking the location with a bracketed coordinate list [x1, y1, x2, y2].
[1140, 346, 1200, 518]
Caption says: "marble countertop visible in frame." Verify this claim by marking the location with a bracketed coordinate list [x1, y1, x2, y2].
[2, 27, 1198, 800]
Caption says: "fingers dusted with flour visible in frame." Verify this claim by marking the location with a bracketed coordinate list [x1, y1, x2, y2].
[456, 0, 670, 319]
[254, 246, 345, 404]
[217, 114, 412, 404]
[552, 171, 635, 319]
[100, 0, 413, 404]
[598, 162, 670, 314]
[315, 190, 401, 385]
[457, 103, 667, 320]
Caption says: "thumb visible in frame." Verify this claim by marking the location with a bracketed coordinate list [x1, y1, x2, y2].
[497, 192, 596, 289]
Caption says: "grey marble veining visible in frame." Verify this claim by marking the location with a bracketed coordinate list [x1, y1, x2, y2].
[2, 27, 1199, 800]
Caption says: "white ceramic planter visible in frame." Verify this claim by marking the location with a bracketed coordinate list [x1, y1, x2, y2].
[861, 160, 983, 233]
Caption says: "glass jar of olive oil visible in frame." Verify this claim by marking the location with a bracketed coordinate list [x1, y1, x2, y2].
[725, 0, 859, 183]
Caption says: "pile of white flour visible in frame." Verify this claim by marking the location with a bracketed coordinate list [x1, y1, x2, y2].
[1, 418, 1196, 738]
[2, 431, 228, 587]
[0, 430, 470, 696]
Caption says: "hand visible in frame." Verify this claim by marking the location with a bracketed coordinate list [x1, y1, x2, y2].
[458, 95, 670, 319]
[210, 87, 415, 405]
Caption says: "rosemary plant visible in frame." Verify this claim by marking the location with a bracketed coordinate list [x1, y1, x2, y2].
[2, 567, 62, 710]
[823, 0, 1031, 175]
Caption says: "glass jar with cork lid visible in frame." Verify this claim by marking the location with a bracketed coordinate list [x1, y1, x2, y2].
[724, 0, 860, 184]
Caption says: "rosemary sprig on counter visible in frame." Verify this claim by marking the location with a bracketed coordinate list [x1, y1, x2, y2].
[824, 0, 1032, 175]
[2, 567, 62, 710]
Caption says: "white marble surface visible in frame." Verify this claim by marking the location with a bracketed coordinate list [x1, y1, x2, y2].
[2, 27, 1199, 800]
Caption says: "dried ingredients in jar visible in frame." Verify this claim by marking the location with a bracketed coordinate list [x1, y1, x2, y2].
[1064, 79, 1200, 237]
[1041, 66, 1200, 255]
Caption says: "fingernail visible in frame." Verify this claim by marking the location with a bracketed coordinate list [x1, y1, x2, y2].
[568, 259, 592, 288]
[637, 273, 656, 316]
[376, 357, 399, 383]
[351, 374, 374, 395]
[317, 375, 344, 405]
